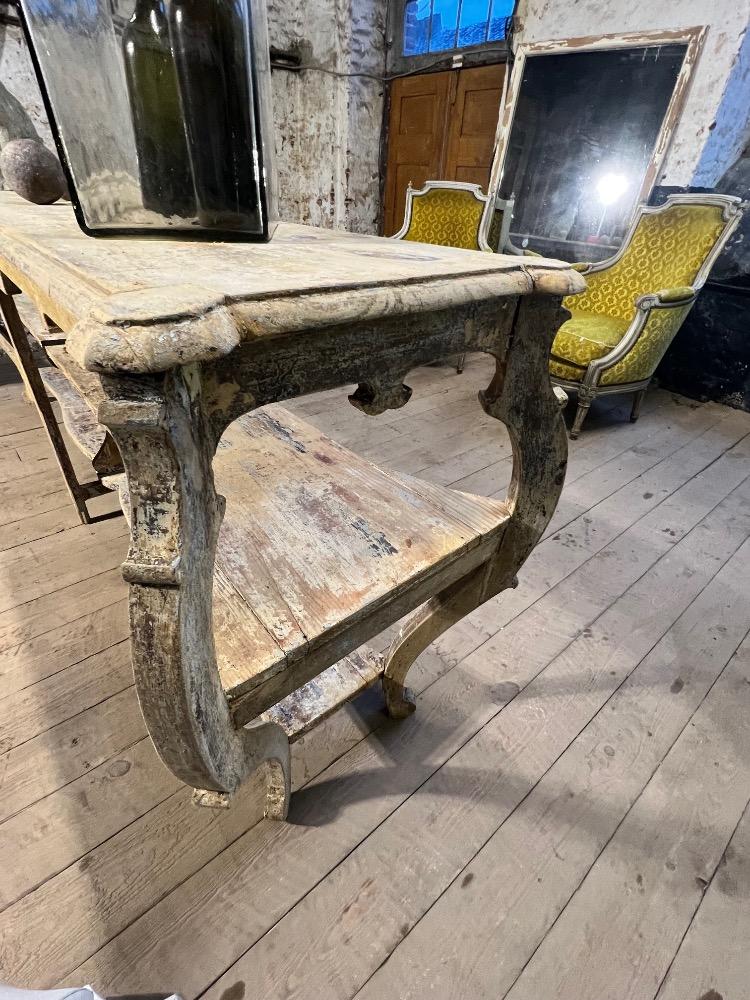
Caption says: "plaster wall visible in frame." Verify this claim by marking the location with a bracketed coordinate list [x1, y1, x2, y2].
[267, 0, 386, 232]
[515, 0, 750, 187]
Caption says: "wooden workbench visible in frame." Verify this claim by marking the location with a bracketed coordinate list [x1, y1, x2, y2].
[0, 192, 584, 818]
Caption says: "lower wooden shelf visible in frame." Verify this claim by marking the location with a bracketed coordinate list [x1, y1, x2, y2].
[40, 366, 108, 461]
[37, 347, 511, 740]
[213, 404, 510, 725]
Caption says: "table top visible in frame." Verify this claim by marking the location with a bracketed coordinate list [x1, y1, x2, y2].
[0, 193, 584, 376]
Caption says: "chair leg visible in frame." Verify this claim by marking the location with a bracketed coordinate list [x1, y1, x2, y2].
[630, 388, 647, 423]
[456, 353, 466, 374]
[570, 388, 595, 439]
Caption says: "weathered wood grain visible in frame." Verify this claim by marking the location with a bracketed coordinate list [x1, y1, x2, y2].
[59, 440, 750, 998]
[193, 482, 750, 1000]
[355, 534, 750, 1000]
[213, 403, 509, 719]
[655, 801, 750, 1000]
[0, 598, 128, 696]
[501, 633, 750, 1000]
[0, 638, 132, 752]
[0, 194, 583, 375]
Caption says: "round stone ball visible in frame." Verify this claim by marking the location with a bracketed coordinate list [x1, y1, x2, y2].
[0, 138, 67, 205]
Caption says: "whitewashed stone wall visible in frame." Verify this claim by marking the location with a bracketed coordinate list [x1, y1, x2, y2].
[268, 0, 386, 232]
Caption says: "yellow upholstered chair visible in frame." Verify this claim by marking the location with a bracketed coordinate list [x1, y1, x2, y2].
[392, 180, 496, 372]
[392, 180, 494, 252]
[551, 194, 743, 438]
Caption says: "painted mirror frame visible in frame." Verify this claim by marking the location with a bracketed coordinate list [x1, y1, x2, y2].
[484, 27, 707, 262]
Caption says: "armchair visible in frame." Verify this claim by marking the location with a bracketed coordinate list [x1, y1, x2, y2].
[392, 179, 494, 252]
[550, 194, 743, 437]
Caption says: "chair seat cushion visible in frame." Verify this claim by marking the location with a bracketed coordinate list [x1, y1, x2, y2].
[551, 310, 630, 369]
[549, 310, 632, 384]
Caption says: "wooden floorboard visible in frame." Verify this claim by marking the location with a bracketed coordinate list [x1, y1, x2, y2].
[0, 361, 748, 998]
[655, 799, 750, 1000]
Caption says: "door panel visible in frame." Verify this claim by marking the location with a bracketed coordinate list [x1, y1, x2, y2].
[383, 63, 504, 236]
[444, 64, 505, 188]
[383, 72, 451, 235]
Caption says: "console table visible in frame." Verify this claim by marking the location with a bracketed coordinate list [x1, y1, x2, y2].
[0, 193, 584, 819]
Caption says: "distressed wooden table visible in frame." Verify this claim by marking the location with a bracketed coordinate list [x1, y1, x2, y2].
[0, 193, 584, 819]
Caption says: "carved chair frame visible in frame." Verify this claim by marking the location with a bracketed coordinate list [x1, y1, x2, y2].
[550, 193, 744, 437]
[390, 179, 495, 252]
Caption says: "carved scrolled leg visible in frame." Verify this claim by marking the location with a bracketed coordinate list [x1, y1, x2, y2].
[98, 366, 291, 819]
[383, 566, 487, 717]
[479, 294, 569, 590]
[571, 385, 596, 439]
[384, 293, 569, 713]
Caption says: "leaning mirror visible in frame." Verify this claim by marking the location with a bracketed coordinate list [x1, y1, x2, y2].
[492, 35, 702, 262]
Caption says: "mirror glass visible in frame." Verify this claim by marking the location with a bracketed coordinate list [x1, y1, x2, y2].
[498, 44, 687, 261]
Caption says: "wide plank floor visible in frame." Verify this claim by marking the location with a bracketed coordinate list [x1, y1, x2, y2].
[1, 353, 749, 1000]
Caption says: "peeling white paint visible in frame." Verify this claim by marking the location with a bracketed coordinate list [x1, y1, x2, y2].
[268, 0, 386, 233]
[693, 22, 750, 186]
[515, 0, 750, 186]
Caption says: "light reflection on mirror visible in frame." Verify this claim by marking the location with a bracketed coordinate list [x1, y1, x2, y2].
[498, 44, 688, 262]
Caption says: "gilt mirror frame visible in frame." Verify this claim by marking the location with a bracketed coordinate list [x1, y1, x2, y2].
[483, 26, 708, 251]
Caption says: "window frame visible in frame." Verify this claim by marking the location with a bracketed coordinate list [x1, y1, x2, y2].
[387, 0, 514, 75]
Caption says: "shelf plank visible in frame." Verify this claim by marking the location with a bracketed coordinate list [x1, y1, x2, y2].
[213, 404, 510, 719]
[16, 294, 65, 347]
[260, 647, 383, 741]
[39, 367, 107, 461]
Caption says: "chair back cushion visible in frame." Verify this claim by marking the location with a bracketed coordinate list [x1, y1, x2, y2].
[403, 187, 485, 250]
[565, 202, 727, 321]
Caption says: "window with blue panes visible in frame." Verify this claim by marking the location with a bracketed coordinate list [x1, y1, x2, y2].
[403, 0, 514, 56]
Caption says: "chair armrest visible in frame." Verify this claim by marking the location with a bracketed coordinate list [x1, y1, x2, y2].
[636, 286, 697, 309]
[655, 286, 696, 304]
[588, 291, 697, 385]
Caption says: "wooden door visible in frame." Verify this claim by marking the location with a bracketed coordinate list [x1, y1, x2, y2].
[444, 64, 505, 186]
[383, 63, 505, 235]
[383, 71, 451, 238]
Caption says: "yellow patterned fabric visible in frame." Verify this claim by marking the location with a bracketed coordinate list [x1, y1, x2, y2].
[553, 202, 726, 387]
[552, 311, 630, 366]
[549, 356, 587, 382]
[550, 302, 694, 384]
[561, 204, 725, 322]
[403, 188, 486, 250]
[600, 300, 694, 385]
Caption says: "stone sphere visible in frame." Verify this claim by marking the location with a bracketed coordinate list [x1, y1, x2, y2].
[0, 138, 67, 205]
